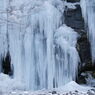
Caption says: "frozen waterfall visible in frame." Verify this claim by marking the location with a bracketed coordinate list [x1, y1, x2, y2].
[0, 0, 80, 91]
[80, 0, 95, 63]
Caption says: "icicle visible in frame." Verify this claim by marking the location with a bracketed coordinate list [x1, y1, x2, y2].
[54, 24, 80, 86]
[23, 0, 63, 90]
[80, 0, 95, 62]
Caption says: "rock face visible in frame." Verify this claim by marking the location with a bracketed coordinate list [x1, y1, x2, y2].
[64, 2, 95, 85]
[64, 5, 84, 31]
[64, 4, 91, 65]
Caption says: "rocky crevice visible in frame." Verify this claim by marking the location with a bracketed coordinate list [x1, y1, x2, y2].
[64, 0, 95, 85]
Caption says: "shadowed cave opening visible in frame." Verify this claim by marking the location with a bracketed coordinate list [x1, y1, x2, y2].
[2, 52, 13, 76]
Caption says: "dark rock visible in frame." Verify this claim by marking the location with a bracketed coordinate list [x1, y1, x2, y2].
[77, 71, 95, 86]
[52, 91, 57, 94]
[87, 91, 95, 95]
[2, 52, 13, 76]
[75, 90, 78, 92]
[79, 64, 95, 74]
[67, 0, 80, 3]
[64, 4, 91, 65]
[77, 75, 86, 84]
[64, 5, 84, 31]
[77, 32, 92, 73]
[64, 2, 93, 85]
[91, 89, 95, 92]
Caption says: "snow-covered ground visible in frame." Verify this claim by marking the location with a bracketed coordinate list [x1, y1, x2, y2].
[0, 80, 95, 95]
[0, 73, 94, 94]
